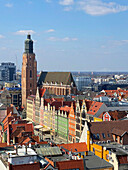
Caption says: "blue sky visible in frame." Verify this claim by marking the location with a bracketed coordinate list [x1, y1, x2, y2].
[0, 0, 128, 71]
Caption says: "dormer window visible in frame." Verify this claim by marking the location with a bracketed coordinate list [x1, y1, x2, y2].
[102, 133, 105, 138]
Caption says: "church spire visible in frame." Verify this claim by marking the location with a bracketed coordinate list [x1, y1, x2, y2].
[24, 34, 33, 54]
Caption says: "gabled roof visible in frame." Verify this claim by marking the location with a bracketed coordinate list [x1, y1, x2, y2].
[11, 123, 34, 134]
[11, 127, 25, 137]
[88, 120, 128, 142]
[38, 71, 76, 86]
[111, 128, 127, 137]
[87, 101, 104, 116]
[101, 110, 127, 120]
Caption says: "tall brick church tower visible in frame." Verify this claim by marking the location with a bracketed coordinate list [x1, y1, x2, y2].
[22, 34, 37, 108]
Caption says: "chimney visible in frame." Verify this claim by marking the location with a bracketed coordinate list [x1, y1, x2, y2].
[25, 145, 27, 154]
[16, 145, 18, 155]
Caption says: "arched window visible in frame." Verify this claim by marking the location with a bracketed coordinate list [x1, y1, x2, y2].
[30, 70, 32, 78]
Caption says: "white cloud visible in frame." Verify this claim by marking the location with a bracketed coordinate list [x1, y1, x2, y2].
[113, 40, 128, 46]
[48, 37, 59, 41]
[59, 0, 74, 6]
[1, 47, 7, 50]
[15, 30, 35, 35]
[0, 35, 5, 39]
[78, 0, 128, 16]
[72, 38, 78, 41]
[5, 3, 13, 8]
[48, 36, 78, 41]
[64, 6, 73, 11]
[46, 29, 55, 33]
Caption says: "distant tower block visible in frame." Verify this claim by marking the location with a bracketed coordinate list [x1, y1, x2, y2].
[22, 34, 37, 108]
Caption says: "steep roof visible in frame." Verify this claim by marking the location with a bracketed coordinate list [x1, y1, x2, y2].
[87, 101, 104, 116]
[111, 128, 127, 137]
[39, 88, 46, 98]
[38, 72, 76, 86]
[88, 120, 128, 142]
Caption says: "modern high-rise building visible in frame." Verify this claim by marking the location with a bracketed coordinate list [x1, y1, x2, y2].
[22, 34, 37, 108]
[0, 62, 16, 82]
[73, 76, 92, 91]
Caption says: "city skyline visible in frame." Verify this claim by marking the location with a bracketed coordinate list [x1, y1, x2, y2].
[0, 0, 128, 71]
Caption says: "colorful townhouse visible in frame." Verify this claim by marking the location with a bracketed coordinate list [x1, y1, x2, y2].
[26, 87, 46, 125]
[80, 120, 128, 169]
[0, 104, 39, 145]
[0, 105, 20, 143]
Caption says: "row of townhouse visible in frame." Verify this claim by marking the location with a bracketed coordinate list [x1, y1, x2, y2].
[80, 120, 128, 169]
[27, 88, 128, 143]
[27, 88, 110, 143]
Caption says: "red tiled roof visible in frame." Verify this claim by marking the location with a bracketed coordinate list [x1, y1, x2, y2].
[54, 97, 64, 102]
[94, 94, 105, 98]
[58, 142, 88, 153]
[60, 106, 71, 112]
[11, 123, 34, 134]
[101, 111, 127, 120]
[11, 128, 25, 137]
[87, 101, 104, 115]
[39, 88, 46, 98]
[103, 89, 128, 99]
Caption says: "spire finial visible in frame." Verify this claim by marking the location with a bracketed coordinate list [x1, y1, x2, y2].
[27, 34, 31, 39]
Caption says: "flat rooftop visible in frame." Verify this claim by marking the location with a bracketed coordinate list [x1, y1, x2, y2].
[98, 142, 128, 155]
[6, 147, 37, 157]
[84, 152, 113, 169]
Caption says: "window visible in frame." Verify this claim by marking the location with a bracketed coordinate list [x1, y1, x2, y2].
[97, 134, 100, 139]
[30, 70, 32, 78]
[82, 112, 86, 118]
[102, 133, 105, 138]
[82, 120, 85, 125]
[93, 134, 97, 139]
[107, 133, 110, 137]
[120, 137, 122, 144]
[13, 95, 17, 99]
[106, 154, 109, 160]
